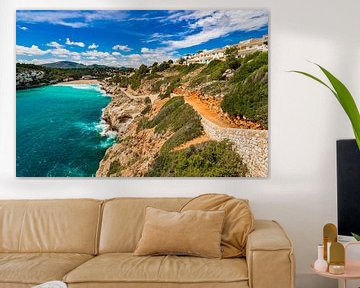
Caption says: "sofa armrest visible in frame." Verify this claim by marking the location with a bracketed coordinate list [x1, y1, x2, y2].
[246, 220, 295, 288]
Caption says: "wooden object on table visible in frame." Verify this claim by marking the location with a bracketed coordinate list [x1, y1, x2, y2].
[312, 241, 360, 288]
[324, 223, 337, 261]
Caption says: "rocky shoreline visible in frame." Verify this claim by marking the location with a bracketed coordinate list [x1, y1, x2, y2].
[96, 82, 151, 176]
[99, 82, 145, 136]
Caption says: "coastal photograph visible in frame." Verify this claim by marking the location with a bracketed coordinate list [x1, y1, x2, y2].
[16, 10, 269, 177]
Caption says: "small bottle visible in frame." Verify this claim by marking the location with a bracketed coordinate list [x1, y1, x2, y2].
[314, 244, 328, 272]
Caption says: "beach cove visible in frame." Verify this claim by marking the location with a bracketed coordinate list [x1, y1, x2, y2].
[16, 83, 116, 177]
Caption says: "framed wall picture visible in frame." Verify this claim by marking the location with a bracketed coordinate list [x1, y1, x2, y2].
[16, 10, 269, 177]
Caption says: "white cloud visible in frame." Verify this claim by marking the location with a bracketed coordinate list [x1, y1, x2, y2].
[19, 26, 28, 31]
[17, 58, 60, 65]
[112, 44, 132, 52]
[88, 43, 99, 49]
[105, 56, 116, 61]
[16, 10, 128, 28]
[65, 38, 85, 47]
[116, 48, 176, 67]
[71, 54, 81, 61]
[49, 47, 79, 58]
[46, 41, 63, 48]
[163, 10, 268, 49]
[81, 50, 110, 58]
[16, 45, 48, 56]
[112, 52, 121, 56]
[141, 47, 150, 53]
[145, 32, 175, 43]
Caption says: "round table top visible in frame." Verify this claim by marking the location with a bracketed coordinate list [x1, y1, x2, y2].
[311, 261, 360, 280]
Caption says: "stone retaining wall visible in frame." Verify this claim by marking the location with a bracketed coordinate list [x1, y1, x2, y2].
[201, 117, 268, 177]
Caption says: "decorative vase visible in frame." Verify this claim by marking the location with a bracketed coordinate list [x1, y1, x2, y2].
[314, 244, 328, 272]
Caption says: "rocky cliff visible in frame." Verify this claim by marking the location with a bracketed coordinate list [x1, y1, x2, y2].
[96, 87, 171, 176]
[96, 55, 268, 177]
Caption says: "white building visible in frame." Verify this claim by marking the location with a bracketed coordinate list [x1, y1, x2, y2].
[237, 35, 268, 57]
[179, 35, 268, 65]
[183, 47, 226, 65]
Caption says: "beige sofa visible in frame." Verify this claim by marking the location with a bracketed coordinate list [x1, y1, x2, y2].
[0, 198, 295, 288]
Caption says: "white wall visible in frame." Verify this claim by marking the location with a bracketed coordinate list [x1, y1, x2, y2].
[1, 1, 360, 287]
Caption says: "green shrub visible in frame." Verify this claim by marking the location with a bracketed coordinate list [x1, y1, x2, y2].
[226, 55, 241, 70]
[144, 97, 151, 105]
[189, 75, 207, 88]
[137, 117, 149, 131]
[110, 74, 128, 87]
[144, 96, 203, 152]
[141, 105, 151, 115]
[128, 74, 142, 90]
[146, 140, 248, 177]
[107, 160, 123, 176]
[160, 119, 203, 153]
[189, 60, 228, 87]
[202, 59, 229, 80]
[201, 81, 225, 96]
[128, 64, 149, 90]
[231, 51, 268, 83]
[158, 61, 170, 71]
[146, 72, 161, 80]
[146, 97, 185, 128]
[221, 61, 268, 128]
[151, 79, 164, 93]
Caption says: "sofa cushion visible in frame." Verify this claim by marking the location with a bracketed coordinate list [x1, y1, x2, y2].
[181, 194, 254, 258]
[134, 207, 225, 258]
[0, 199, 102, 254]
[99, 198, 190, 253]
[0, 253, 93, 285]
[63, 253, 248, 285]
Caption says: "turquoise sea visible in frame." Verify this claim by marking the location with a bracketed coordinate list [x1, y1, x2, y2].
[16, 84, 116, 177]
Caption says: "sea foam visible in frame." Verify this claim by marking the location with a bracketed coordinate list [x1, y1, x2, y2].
[56, 84, 110, 97]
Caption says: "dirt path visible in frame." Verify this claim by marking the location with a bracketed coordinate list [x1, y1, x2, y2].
[173, 134, 210, 151]
[183, 93, 240, 128]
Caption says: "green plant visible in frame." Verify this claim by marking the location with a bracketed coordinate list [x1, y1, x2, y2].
[146, 140, 248, 177]
[144, 97, 151, 105]
[141, 96, 203, 152]
[352, 232, 360, 241]
[107, 160, 123, 176]
[221, 57, 268, 128]
[290, 63, 360, 150]
[141, 105, 151, 115]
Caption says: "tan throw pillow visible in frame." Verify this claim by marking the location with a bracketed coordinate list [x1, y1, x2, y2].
[181, 194, 254, 258]
[134, 207, 225, 258]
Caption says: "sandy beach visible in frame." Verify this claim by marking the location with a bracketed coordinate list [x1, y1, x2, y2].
[56, 79, 100, 85]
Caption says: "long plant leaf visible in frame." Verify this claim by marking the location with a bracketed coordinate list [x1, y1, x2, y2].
[289, 70, 337, 98]
[290, 65, 360, 150]
[316, 65, 360, 150]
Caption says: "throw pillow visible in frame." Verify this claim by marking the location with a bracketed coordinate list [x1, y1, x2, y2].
[134, 207, 225, 258]
[181, 194, 254, 258]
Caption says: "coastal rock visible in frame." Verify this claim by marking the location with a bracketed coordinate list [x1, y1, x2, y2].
[16, 70, 45, 88]
[100, 86, 145, 136]
[96, 82, 171, 177]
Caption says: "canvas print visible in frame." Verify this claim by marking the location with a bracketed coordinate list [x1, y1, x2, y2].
[16, 10, 269, 177]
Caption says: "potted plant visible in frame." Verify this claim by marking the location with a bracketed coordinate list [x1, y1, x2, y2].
[291, 64, 360, 240]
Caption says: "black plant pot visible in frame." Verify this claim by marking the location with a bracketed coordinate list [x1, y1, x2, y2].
[337, 139, 360, 237]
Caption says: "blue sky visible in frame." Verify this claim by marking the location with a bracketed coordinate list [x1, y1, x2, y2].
[16, 10, 268, 68]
